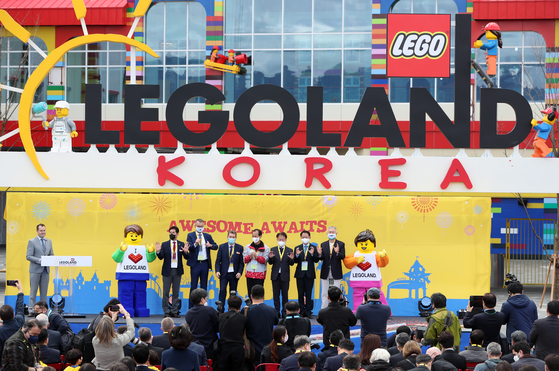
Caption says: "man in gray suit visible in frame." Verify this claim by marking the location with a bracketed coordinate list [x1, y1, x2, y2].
[26, 224, 54, 315]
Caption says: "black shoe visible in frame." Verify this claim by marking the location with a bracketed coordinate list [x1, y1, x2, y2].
[164, 313, 171, 318]
[170, 313, 180, 318]
[27, 313, 36, 318]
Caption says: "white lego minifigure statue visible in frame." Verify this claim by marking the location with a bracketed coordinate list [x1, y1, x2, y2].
[43, 101, 78, 152]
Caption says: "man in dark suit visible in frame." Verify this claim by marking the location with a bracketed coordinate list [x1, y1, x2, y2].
[463, 293, 506, 347]
[138, 327, 164, 359]
[37, 328, 61, 364]
[529, 300, 559, 360]
[318, 330, 344, 365]
[294, 230, 320, 318]
[218, 295, 247, 371]
[26, 223, 54, 315]
[317, 287, 357, 347]
[390, 333, 410, 367]
[132, 344, 151, 371]
[187, 219, 218, 308]
[215, 230, 245, 306]
[185, 288, 219, 360]
[156, 226, 188, 317]
[152, 317, 174, 350]
[501, 330, 526, 364]
[279, 335, 322, 371]
[409, 354, 433, 371]
[322, 339, 354, 371]
[318, 227, 345, 310]
[279, 302, 311, 351]
[35, 314, 62, 352]
[269, 232, 295, 318]
[439, 331, 467, 370]
[299, 352, 318, 371]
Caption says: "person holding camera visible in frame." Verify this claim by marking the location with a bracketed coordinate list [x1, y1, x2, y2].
[317, 287, 357, 348]
[356, 288, 391, 348]
[463, 293, 505, 347]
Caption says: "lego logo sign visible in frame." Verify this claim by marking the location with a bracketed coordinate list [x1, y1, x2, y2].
[387, 14, 451, 78]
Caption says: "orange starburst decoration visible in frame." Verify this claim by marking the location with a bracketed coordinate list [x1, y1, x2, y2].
[151, 195, 171, 220]
[411, 197, 438, 222]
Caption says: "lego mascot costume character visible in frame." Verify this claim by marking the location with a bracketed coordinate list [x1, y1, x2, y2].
[343, 229, 389, 310]
[112, 224, 156, 317]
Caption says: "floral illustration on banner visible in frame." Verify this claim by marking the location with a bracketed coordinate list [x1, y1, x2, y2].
[151, 195, 172, 221]
[100, 194, 117, 214]
[349, 202, 364, 219]
[473, 205, 483, 215]
[366, 196, 383, 210]
[124, 204, 143, 222]
[56, 219, 66, 229]
[411, 197, 438, 222]
[7, 220, 19, 242]
[254, 200, 265, 213]
[465, 225, 475, 236]
[396, 211, 409, 230]
[68, 198, 86, 221]
[321, 196, 338, 213]
[31, 201, 51, 222]
[436, 212, 453, 235]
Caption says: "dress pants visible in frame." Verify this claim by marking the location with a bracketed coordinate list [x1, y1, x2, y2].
[189, 260, 209, 308]
[162, 268, 181, 314]
[218, 344, 244, 371]
[219, 272, 239, 304]
[320, 278, 342, 309]
[296, 277, 314, 316]
[246, 278, 264, 297]
[272, 279, 289, 317]
[29, 269, 49, 311]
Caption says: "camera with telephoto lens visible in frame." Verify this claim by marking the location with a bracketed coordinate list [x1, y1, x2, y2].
[244, 296, 252, 307]
[339, 293, 349, 307]
[310, 342, 320, 350]
[216, 301, 224, 313]
[505, 273, 518, 286]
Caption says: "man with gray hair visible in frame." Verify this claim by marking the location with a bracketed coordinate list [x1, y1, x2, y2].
[342, 354, 361, 371]
[279, 336, 322, 371]
[35, 314, 62, 352]
[137, 327, 164, 359]
[390, 333, 410, 367]
[474, 343, 503, 371]
[152, 317, 175, 350]
[318, 226, 345, 309]
[502, 331, 527, 364]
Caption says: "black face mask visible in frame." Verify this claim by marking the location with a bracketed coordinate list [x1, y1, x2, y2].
[169, 234, 176, 240]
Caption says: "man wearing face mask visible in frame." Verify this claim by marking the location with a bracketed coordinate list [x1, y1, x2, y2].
[156, 226, 188, 318]
[187, 219, 218, 309]
[294, 230, 321, 318]
[269, 232, 295, 318]
[2, 319, 43, 371]
[215, 230, 245, 307]
[243, 229, 270, 296]
[317, 226, 345, 310]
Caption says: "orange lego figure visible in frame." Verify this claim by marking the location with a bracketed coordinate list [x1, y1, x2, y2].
[473, 22, 502, 77]
[228, 49, 235, 65]
[530, 107, 556, 158]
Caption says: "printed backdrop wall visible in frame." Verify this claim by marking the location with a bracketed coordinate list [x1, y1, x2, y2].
[5, 193, 491, 316]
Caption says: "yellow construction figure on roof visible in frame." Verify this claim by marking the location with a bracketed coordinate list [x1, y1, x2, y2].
[204, 45, 252, 75]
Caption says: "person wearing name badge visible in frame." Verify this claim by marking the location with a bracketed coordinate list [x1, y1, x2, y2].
[268, 232, 295, 318]
[243, 229, 270, 295]
[293, 230, 321, 318]
[215, 230, 245, 306]
[26, 223, 54, 316]
[112, 224, 157, 317]
[186, 219, 218, 308]
[317, 226, 345, 309]
[155, 226, 188, 318]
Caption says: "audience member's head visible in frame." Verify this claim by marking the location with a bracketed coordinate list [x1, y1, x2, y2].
[169, 325, 193, 350]
[119, 357, 136, 371]
[370, 348, 390, 364]
[285, 301, 300, 314]
[360, 334, 381, 364]
[438, 331, 454, 350]
[190, 289, 208, 305]
[511, 330, 527, 345]
[132, 345, 150, 365]
[416, 354, 433, 369]
[367, 288, 381, 300]
[329, 330, 344, 346]
[293, 335, 311, 351]
[396, 326, 411, 335]
[470, 330, 484, 346]
[269, 326, 288, 363]
[148, 350, 160, 367]
[495, 363, 514, 371]
[102, 298, 121, 315]
[426, 347, 441, 360]
[545, 354, 559, 371]
[507, 282, 523, 295]
[251, 285, 265, 301]
[116, 325, 128, 335]
[35, 314, 48, 328]
[328, 286, 342, 303]
[414, 328, 425, 343]
[138, 327, 152, 343]
[228, 295, 242, 311]
[338, 339, 355, 354]
[38, 328, 49, 345]
[430, 293, 446, 309]
[512, 341, 531, 358]
[343, 354, 361, 371]
[518, 366, 538, 371]
[483, 293, 497, 309]
[161, 317, 174, 333]
[108, 363, 129, 371]
[547, 300, 559, 316]
[403, 340, 422, 358]
[0, 303, 14, 322]
[396, 333, 410, 350]
[79, 363, 97, 371]
[66, 349, 83, 366]
[298, 352, 317, 370]
[486, 342, 501, 359]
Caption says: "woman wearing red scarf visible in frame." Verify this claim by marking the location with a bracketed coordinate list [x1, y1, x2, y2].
[243, 229, 270, 295]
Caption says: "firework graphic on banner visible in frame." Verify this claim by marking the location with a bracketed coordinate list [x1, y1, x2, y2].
[395, 211, 409, 229]
[465, 225, 475, 237]
[56, 219, 66, 230]
[321, 196, 338, 213]
[7, 220, 19, 242]
[67, 198, 86, 221]
[100, 194, 117, 215]
[411, 197, 438, 222]
[366, 197, 383, 210]
[349, 203, 364, 219]
[436, 212, 453, 235]
[31, 201, 51, 222]
[185, 194, 203, 210]
[151, 195, 171, 221]
[124, 204, 143, 222]
[473, 205, 483, 215]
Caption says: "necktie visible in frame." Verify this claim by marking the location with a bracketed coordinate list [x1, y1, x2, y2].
[172, 241, 176, 259]
[41, 239, 46, 254]
[229, 245, 233, 260]
[304, 245, 307, 256]
[280, 247, 284, 255]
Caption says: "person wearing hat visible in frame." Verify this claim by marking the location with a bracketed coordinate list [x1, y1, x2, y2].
[355, 287, 391, 348]
[43, 100, 78, 153]
[530, 107, 556, 158]
[473, 22, 502, 77]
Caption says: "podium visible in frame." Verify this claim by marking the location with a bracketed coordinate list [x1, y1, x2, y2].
[41, 256, 92, 318]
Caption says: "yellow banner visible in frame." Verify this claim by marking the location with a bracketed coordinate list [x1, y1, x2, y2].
[5, 193, 490, 315]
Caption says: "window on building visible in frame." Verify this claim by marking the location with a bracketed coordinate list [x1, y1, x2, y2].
[389, 0, 458, 103]
[144, 1, 207, 103]
[474, 31, 546, 102]
[224, 0, 371, 103]
[66, 42, 126, 103]
[0, 37, 47, 104]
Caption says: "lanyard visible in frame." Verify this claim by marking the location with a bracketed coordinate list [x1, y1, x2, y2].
[229, 246, 234, 259]
[278, 247, 285, 260]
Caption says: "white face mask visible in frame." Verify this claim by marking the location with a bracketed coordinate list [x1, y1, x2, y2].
[252, 237, 260, 243]
[196, 227, 204, 233]
[514, 356, 519, 362]
[283, 334, 288, 343]
[203, 300, 208, 306]
[328, 233, 336, 240]
[301, 238, 310, 245]
[277, 241, 286, 247]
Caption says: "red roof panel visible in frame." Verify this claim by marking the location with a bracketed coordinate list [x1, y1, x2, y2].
[0, 0, 128, 26]
[473, 0, 559, 20]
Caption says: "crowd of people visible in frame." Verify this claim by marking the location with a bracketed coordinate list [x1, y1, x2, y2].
[0, 279, 558, 371]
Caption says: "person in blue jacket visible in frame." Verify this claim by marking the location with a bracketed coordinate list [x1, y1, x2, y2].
[501, 281, 538, 344]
